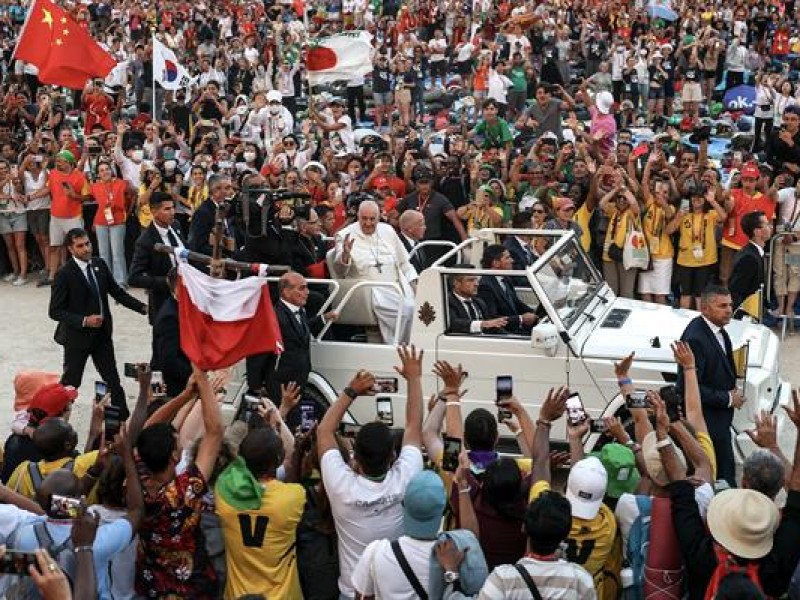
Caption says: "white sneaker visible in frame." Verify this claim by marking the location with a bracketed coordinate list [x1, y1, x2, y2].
[2, 273, 16, 283]
[12, 276, 27, 287]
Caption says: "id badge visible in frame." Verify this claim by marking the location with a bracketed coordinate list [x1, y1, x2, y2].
[104, 206, 114, 225]
[693, 245, 704, 260]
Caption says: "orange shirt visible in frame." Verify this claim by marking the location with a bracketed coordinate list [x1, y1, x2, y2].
[90, 179, 129, 227]
[47, 170, 88, 219]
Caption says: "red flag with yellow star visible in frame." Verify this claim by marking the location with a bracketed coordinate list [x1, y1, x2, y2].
[13, 0, 116, 89]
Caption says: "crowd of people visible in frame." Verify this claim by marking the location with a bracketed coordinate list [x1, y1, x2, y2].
[2, 0, 800, 597]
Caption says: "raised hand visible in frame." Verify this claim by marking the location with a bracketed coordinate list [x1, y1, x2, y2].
[394, 344, 424, 380]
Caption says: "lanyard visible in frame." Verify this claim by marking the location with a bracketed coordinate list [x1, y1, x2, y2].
[691, 212, 707, 245]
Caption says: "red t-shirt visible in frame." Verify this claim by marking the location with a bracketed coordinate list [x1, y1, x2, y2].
[90, 179, 128, 227]
[722, 189, 776, 250]
[48, 170, 88, 219]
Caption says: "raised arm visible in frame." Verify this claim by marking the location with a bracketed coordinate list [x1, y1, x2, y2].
[192, 365, 224, 481]
[396, 345, 424, 449]
[531, 387, 568, 484]
[317, 371, 375, 455]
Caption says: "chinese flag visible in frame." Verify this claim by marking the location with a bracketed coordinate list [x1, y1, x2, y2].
[13, 0, 116, 89]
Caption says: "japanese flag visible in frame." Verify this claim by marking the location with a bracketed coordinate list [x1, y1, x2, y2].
[307, 31, 373, 86]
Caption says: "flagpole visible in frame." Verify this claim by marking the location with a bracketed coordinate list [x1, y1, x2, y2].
[152, 34, 157, 120]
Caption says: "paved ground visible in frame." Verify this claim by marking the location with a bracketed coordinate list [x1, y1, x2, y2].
[1, 281, 799, 443]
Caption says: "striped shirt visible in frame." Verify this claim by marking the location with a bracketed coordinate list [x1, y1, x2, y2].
[444, 557, 596, 600]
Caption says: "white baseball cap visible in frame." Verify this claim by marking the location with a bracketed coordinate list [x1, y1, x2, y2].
[595, 91, 615, 115]
[266, 90, 283, 103]
[566, 456, 608, 520]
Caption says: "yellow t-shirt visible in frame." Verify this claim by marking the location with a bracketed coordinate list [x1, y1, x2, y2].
[602, 207, 637, 263]
[676, 210, 720, 267]
[641, 199, 675, 260]
[529, 480, 620, 600]
[215, 479, 306, 600]
[697, 431, 718, 483]
[574, 204, 594, 252]
[137, 184, 153, 228]
[9, 452, 99, 500]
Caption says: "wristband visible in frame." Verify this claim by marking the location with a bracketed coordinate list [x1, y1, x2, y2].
[624, 440, 635, 447]
[458, 486, 471, 494]
[75, 546, 93, 554]
[343, 387, 358, 400]
[683, 366, 696, 371]
[536, 419, 552, 428]
[655, 438, 673, 449]
[617, 378, 632, 386]
[446, 402, 461, 407]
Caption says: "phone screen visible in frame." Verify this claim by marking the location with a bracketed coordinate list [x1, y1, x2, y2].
[442, 436, 462, 472]
[376, 397, 393, 425]
[50, 494, 81, 518]
[241, 394, 261, 424]
[339, 422, 361, 438]
[680, 198, 691, 212]
[589, 419, 607, 434]
[372, 377, 399, 394]
[625, 390, 649, 409]
[496, 375, 513, 420]
[566, 393, 588, 425]
[94, 380, 107, 403]
[104, 405, 121, 439]
[300, 404, 316, 431]
[150, 371, 166, 398]
[0, 550, 38, 576]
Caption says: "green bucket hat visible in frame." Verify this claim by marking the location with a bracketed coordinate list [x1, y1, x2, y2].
[215, 456, 263, 510]
[56, 150, 76, 164]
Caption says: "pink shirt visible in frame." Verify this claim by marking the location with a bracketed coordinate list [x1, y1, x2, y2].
[589, 106, 617, 158]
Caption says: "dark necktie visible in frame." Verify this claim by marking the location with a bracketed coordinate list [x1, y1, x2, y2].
[86, 263, 103, 317]
[297, 308, 309, 336]
[167, 228, 179, 247]
[465, 300, 481, 321]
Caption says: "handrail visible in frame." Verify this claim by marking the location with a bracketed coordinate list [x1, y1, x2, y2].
[258, 276, 341, 322]
[316, 280, 404, 341]
[408, 240, 458, 262]
[765, 231, 798, 306]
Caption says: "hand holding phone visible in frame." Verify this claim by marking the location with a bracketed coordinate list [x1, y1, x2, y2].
[376, 397, 394, 426]
[565, 392, 588, 425]
[442, 436, 462, 472]
[0, 551, 38, 576]
[625, 389, 649, 409]
[496, 375, 513, 421]
[94, 381, 107, 404]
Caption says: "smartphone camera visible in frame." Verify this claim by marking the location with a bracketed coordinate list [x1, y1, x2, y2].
[565, 392, 588, 425]
[659, 385, 683, 422]
[442, 436, 462, 472]
[0, 550, 38, 576]
[495, 375, 513, 421]
[50, 494, 81, 518]
[339, 422, 361, 438]
[94, 380, 107, 404]
[625, 390, 649, 409]
[104, 404, 122, 439]
[241, 394, 262, 424]
[372, 377, 399, 394]
[300, 404, 316, 432]
[589, 419, 607, 434]
[376, 397, 393, 426]
[150, 371, 166, 399]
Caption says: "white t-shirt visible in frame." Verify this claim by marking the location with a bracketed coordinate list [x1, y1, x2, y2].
[429, 38, 448, 62]
[351, 536, 434, 599]
[321, 445, 424, 597]
[778, 188, 800, 239]
[23, 169, 50, 211]
[614, 483, 714, 550]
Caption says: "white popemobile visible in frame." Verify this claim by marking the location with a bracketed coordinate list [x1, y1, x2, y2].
[226, 228, 794, 464]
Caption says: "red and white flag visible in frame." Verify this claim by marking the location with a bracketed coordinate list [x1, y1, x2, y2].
[177, 263, 283, 371]
[306, 31, 373, 86]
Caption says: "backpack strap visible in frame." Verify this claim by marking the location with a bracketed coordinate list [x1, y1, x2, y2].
[390, 539, 428, 600]
[514, 563, 544, 600]
[28, 462, 44, 492]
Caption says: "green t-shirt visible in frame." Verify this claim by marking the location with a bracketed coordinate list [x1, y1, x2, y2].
[509, 65, 528, 93]
[475, 118, 513, 149]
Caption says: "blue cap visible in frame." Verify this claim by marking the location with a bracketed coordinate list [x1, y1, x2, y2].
[403, 471, 446, 539]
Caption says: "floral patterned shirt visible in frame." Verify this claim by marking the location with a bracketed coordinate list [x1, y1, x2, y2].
[135, 462, 219, 598]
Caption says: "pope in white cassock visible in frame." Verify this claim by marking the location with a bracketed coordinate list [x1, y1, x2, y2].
[333, 200, 417, 344]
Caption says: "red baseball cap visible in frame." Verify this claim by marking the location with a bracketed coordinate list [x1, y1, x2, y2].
[373, 176, 390, 189]
[741, 162, 760, 179]
[29, 383, 78, 418]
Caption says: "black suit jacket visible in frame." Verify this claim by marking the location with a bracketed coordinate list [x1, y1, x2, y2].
[129, 224, 185, 324]
[151, 297, 191, 398]
[187, 199, 241, 257]
[503, 236, 534, 271]
[400, 234, 428, 274]
[49, 258, 147, 350]
[677, 316, 737, 435]
[264, 301, 324, 388]
[446, 292, 504, 334]
[728, 242, 765, 310]
[478, 275, 534, 332]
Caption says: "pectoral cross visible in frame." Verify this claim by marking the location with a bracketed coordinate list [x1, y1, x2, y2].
[374, 261, 383, 273]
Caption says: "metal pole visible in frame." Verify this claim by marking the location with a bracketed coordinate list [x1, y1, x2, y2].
[152, 243, 290, 275]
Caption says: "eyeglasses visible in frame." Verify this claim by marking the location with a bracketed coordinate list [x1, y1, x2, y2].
[532, 208, 545, 214]
[283, 140, 296, 146]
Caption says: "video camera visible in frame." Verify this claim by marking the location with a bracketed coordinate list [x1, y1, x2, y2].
[232, 184, 312, 239]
